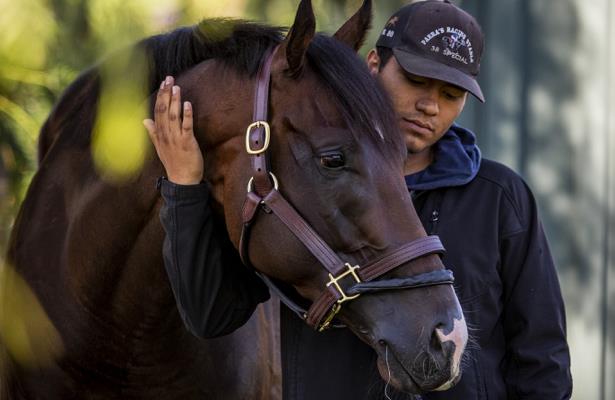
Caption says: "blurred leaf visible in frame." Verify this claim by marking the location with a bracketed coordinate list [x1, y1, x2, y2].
[91, 47, 150, 183]
[0, 263, 64, 368]
[0, 64, 77, 95]
[0, 95, 39, 153]
[0, 0, 57, 69]
[180, 0, 248, 21]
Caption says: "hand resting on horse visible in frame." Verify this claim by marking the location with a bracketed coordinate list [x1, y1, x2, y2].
[143, 75, 204, 185]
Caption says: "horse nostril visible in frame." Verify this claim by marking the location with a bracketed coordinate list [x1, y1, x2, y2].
[435, 321, 453, 335]
[433, 320, 457, 346]
[431, 329, 444, 352]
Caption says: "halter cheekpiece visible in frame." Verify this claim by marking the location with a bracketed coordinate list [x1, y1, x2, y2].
[238, 45, 455, 331]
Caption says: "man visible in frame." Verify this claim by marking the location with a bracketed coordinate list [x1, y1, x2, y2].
[362, 2, 572, 398]
[144, 1, 572, 398]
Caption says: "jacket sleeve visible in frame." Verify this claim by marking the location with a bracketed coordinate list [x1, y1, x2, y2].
[499, 181, 572, 399]
[159, 179, 270, 338]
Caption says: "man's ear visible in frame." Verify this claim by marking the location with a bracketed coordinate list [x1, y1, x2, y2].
[366, 48, 380, 77]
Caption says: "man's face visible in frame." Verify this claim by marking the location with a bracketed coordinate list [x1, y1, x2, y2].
[367, 50, 468, 154]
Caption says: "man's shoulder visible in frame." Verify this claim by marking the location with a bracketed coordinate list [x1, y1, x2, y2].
[472, 158, 537, 231]
[475, 158, 525, 187]
[471, 158, 533, 198]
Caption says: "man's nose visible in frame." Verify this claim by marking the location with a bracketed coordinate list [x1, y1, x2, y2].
[416, 93, 439, 116]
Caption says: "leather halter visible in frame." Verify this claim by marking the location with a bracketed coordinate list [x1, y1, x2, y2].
[238, 45, 455, 331]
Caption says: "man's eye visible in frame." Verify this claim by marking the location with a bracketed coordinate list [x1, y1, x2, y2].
[408, 77, 427, 85]
[443, 87, 466, 100]
[319, 153, 345, 169]
[444, 91, 461, 100]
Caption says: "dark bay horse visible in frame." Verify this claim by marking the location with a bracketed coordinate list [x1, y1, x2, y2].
[2, 0, 467, 398]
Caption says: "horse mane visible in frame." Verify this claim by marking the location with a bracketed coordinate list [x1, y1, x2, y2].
[143, 19, 285, 92]
[38, 18, 401, 163]
[37, 19, 285, 162]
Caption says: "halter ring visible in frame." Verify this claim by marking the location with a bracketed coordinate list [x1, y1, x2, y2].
[246, 172, 279, 193]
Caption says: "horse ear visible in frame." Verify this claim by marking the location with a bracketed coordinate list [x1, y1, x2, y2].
[279, 0, 316, 77]
[333, 0, 372, 52]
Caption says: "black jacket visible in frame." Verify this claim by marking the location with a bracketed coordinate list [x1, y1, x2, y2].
[159, 133, 572, 399]
[412, 159, 572, 399]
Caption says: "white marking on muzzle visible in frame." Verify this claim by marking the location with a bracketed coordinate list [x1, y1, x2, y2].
[433, 316, 468, 391]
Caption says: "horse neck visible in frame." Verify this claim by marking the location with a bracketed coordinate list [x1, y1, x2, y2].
[54, 60, 255, 304]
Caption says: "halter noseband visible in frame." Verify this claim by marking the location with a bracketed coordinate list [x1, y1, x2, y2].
[238, 45, 454, 331]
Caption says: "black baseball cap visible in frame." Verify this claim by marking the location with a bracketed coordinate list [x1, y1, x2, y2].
[376, 0, 485, 102]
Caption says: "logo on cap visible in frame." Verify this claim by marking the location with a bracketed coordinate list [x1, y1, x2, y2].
[443, 34, 465, 51]
[420, 26, 475, 65]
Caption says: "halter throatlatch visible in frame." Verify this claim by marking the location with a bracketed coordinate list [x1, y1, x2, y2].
[238, 45, 455, 331]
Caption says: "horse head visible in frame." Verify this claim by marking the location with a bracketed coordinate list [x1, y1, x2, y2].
[176, 0, 468, 394]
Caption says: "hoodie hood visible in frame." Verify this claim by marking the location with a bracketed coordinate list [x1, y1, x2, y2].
[405, 124, 482, 191]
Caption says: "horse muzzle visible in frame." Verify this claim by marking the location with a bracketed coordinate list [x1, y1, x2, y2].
[372, 313, 467, 394]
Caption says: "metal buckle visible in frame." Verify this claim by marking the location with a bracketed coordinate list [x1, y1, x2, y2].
[327, 263, 361, 303]
[245, 121, 271, 155]
[318, 303, 341, 332]
[318, 263, 361, 331]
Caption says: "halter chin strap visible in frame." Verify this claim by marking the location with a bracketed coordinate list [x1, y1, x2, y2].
[238, 45, 454, 331]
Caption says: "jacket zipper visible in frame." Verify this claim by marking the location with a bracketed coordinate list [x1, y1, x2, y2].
[411, 190, 441, 235]
[429, 209, 440, 235]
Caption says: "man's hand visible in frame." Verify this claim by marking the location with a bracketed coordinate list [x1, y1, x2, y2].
[144, 76, 204, 185]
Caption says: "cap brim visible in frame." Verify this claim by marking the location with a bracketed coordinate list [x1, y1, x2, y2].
[393, 48, 485, 103]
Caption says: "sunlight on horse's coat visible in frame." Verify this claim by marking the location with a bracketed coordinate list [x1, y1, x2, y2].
[0, 264, 63, 368]
[92, 48, 150, 183]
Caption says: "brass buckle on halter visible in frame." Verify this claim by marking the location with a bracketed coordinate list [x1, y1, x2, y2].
[318, 263, 361, 331]
[245, 121, 271, 155]
[319, 303, 342, 332]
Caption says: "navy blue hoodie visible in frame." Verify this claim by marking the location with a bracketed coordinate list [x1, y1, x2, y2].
[405, 124, 481, 191]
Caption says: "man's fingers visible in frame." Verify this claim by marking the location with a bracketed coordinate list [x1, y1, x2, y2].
[182, 102, 194, 135]
[169, 85, 182, 134]
[144, 119, 165, 162]
[143, 119, 156, 138]
[155, 76, 174, 140]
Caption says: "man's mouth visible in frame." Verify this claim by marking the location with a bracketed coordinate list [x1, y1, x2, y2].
[401, 118, 434, 136]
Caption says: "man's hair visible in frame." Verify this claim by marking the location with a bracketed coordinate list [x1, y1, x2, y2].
[376, 46, 394, 71]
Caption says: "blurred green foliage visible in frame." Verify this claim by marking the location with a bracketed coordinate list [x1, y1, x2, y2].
[0, 0, 407, 256]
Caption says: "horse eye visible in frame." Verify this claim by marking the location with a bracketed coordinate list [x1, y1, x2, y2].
[319, 152, 345, 169]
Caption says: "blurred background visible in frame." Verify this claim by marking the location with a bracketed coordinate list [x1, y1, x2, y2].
[0, 0, 612, 398]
